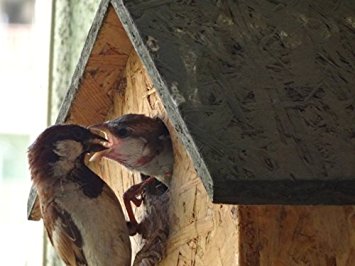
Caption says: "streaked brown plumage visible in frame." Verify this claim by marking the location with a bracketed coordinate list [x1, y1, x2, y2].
[89, 114, 174, 234]
[28, 124, 131, 266]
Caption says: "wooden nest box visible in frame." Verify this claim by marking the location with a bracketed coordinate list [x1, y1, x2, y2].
[28, 0, 355, 265]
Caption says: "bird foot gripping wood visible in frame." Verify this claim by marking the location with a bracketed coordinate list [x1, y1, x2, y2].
[132, 182, 170, 266]
[123, 176, 156, 236]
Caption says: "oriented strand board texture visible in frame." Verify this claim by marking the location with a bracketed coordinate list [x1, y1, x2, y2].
[90, 51, 240, 265]
[117, 0, 355, 203]
[90, 51, 355, 266]
[64, 6, 133, 126]
[51, 0, 101, 122]
[239, 206, 355, 266]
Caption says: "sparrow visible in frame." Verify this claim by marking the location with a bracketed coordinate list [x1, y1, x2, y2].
[88, 114, 174, 234]
[28, 124, 131, 266]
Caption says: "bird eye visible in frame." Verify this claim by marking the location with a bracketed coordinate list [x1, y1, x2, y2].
[117, 127, 130, 138]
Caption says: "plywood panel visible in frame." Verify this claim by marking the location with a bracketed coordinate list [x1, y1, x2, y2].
[92, 50, 355, 266]
[239, 205, 355, 266]
[65, 6, 133, 126]
[88, 51, 240, 265]
[113, 0, 355, 204]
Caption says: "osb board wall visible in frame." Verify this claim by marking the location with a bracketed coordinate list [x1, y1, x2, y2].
[115, 0, 355, 204]
[64, 6, 134, 126]
[91, 51, 355, 266]
[239, 206, 355, 266]
[50, 0, 101, 122]
[88, 48, 355, 265]
[88, 51, 240, 265]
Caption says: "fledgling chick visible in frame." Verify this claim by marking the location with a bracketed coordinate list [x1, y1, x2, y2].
[88, 114, 174, 234]
[28, 124, 131, 266]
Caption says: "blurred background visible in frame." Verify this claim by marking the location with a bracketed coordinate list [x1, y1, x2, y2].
[0, 0, 51, 265]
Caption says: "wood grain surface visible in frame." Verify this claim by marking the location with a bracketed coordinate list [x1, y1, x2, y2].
[93, 50, 240, 265]
[113, 0, 355, 204]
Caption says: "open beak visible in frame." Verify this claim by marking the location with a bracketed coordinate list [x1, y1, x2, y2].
[87, 124, 112, 162]
[87, 132, 109, 151]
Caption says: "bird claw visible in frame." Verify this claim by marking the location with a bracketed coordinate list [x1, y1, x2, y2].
[123, 177, 156, 235]
[124, 184, 145, 206]
[126, 221, 143, 236]
[132, 195, 143, 207]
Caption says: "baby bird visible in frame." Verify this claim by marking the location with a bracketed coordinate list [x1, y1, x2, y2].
[89, 114, 174, 233]
[28, 124, 131, 266]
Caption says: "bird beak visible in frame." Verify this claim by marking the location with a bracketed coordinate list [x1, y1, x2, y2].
[87, 124, 112, 162]
[87, 133, 110, 152]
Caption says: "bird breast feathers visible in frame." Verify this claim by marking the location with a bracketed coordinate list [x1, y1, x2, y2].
[49, 186, 131, 265]
[51, 140, 84, 177]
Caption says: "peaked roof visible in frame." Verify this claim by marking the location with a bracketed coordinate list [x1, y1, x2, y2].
[111, 0, 355, 204]
[29, 0, 355, 218]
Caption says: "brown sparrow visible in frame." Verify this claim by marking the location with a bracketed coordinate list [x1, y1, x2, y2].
[89, 114, 174, 234]
[28, 124, 131, 266]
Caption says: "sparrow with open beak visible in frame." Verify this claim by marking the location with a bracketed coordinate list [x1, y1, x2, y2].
[89, 114, 174, 234]
[28, 124, 131, 266]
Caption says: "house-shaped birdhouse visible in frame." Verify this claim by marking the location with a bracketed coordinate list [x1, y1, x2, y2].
[28, 0, 355, 264]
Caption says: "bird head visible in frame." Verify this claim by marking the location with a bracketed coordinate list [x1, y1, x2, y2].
[88, 114, 168, 167]
[28, 124, 108, 181]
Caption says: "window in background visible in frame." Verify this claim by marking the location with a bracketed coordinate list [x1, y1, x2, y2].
[0, 134, 30, 181]
[0, 0, 51, 265]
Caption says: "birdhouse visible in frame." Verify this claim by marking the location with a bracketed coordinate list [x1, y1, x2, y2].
[28, 0, 355, 264]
